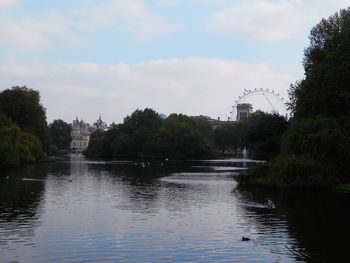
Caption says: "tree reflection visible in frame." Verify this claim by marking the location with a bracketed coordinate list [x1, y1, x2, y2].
[0, 164, 48, 246]
[235, 185, 350, 262]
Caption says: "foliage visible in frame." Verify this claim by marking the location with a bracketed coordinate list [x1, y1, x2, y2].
[214, 124, 241, 154]
[0, 86, 51, 152]
[214, 111, 288, 160]
[336, 183, 350, 192]
[0, 87, 49, 166]
[280, 116, 350, 181]
[282, 8, 350, 186]
[289, 8, 350, 118]
[49, 119, 72, 151]
[239, 8, 350, 188]
[0, 125, 45, 167]
[85, 108, 215, 159]
[236, 154, 335, 189]
[240, 111, 288, 160]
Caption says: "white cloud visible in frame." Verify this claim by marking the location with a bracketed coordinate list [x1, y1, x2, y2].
[0, 57, 293, 123]
[0, 0, 179, 51]
[75, 0, 180, 39]
[210, 0, 350, 40]
[0, 0, 19, 7]
[0, 13, 81, 50]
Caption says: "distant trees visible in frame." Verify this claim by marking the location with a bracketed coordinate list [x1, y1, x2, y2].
[0, 87, 49, 166]
[49, 119, 72, 152]
[85, 109, 215, 159]
[214, 111, 288, 160]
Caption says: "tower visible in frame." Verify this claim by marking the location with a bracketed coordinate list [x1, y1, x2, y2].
[236, 103, 253, 122]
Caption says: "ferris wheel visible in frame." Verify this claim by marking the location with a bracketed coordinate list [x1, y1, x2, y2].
[229, 88, 288, 121]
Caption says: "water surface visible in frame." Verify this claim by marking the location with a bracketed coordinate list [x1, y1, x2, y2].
[1, 155, 350, 262]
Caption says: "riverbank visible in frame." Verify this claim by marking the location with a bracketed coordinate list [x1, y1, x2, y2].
[234, 160, 343, 190]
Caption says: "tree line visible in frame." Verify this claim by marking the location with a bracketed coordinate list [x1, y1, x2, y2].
[85, 109, 215, 159]
[84, 108, 288, 160]
[0, 86, 287, 166]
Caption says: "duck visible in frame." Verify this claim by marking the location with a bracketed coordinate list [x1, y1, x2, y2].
[242, 236, 251, 241]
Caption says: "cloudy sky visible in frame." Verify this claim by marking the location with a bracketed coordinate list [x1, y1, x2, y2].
[0, 0, 349, 124]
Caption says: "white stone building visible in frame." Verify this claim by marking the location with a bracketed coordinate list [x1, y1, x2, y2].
[70, 117, 91, 152]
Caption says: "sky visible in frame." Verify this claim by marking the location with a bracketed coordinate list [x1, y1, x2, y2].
[0, 0, 349, 124]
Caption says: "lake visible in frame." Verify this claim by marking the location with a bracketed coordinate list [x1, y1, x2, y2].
[1, 154, 350, 262]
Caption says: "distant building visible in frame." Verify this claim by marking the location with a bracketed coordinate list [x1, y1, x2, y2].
[209, 118, 233, 129]
[192, 115, 233, 129]
[92, 116, 108, 131]
[236, 103, 253, 122]
[70, 117, 92, 152]
[70, 116, 109, 152]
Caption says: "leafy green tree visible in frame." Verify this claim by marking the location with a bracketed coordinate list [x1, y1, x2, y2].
[283, 8, 350, 185]
[49, 119, 72, 150]
[85, 108, 215, 159]
[289, 8, 350, 118]
[0, 125, 45, 166]
[239, 9, 350, 188]
[19, 132, 45, 163]
[84, 131, 105, 157]
[214, 124, 241, 154]
[0, 113, 13, 128]
[0, 86, 50, 152]
[0, 126, 21, 166]
[240, 111, 288, 160]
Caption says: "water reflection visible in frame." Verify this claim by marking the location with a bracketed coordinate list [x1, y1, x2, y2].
[235, 186, 350, 262]
[0, 155, 349, 262]
[0, 164, 47, 259]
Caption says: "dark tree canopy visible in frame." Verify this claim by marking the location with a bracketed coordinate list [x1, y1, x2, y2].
[85, 108, 215, 159]
[239, 8, 350, 189]
[240, 111, 289, 160]
[289, 8, 350, 118]
[214, 112, 288, 160]
[285, 8, 350, 184]
[0, 86, 50, 152]
[0, 87, 50, 166]
[49, 119, 72, 151]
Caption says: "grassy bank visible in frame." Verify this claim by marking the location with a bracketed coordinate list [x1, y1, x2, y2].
[234, 156, 338, 190]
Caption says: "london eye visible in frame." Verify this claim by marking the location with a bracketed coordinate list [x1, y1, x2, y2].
[230, 88, 289, 121]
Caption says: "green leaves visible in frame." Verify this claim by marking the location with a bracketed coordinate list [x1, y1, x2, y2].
[0, 125, 45, 166]
[0, 86, 50, 153]
[0, 87, 49, 166]
[85, 109, 215, 159]
[49, 119, 72, 151]
[273, 8, 350, 187]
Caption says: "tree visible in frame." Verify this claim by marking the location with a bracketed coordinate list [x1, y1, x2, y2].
[0, 86, 50, 152]
[0, 125, 45, 166]
[240, 9, 350, 188]
[49, 119, 72, 150]
[240, 112, 288, 160]
[289, 8, 350, 118]
[85, 108, 215, 159]
[283, 8, 350, 184]
[214, 124, 240, 154]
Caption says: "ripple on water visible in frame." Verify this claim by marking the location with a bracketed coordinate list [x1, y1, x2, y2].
[0, 157, 329, 262]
